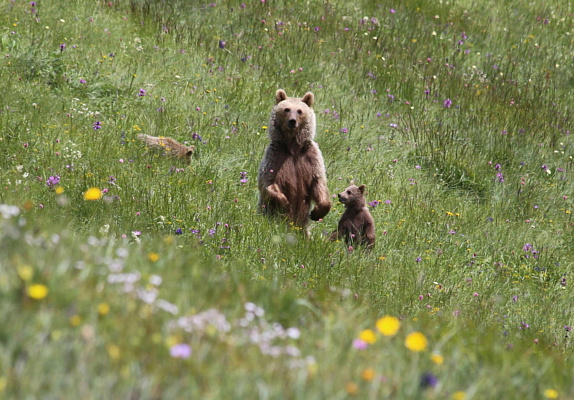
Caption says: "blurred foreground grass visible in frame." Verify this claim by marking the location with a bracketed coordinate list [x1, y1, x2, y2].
[1, 0, 573, 398]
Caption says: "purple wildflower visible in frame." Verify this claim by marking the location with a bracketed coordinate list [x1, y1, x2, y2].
[443, 98, 452, 108]
[523, 243, 539, 259]
[93, 121, 102, 130]
[46, 175, 60, 188]
[352, 339, 368, 350]
[497, 172, 504, 183]
[219, 40, 226, 49]
[175, 228, 183, 235]
[420, 372, 438, 388]
[239, 171, 248, 183]
[138, 88, 147, 97]
[368, 200, 380, 208]
[59, 43, 66, 52]
[170, 343, 192, 359]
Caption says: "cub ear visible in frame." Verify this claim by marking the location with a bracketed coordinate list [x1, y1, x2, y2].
[276, 89, 288, 104]
[358, 184, 366, 194]
[301, 92, 314, 107]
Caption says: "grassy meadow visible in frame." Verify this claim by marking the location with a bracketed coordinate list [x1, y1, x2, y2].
[1, 0, 574, 398]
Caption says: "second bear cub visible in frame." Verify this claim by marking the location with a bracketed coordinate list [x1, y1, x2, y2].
[138, 134, 195, 163]
[330, 184, 375, 249]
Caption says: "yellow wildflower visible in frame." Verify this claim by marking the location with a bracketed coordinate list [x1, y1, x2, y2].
[405, 332, 428, 352]
[431, 353, 444, 365]
[98, 303, 110, 316]
[452, 391, 466, 400]
[361, 368, 375, 381]
[376, 316, 400, 336]
[345, 382, 359, 395]
[544, 389, 559, 399]
[359, 329, 377, 344]
[70, 315, 82, 327]
[83, 187, 102, 201]
[17, 265, 33, 281]
[107, 344, 121, 360]
[27, 284, 49, 300]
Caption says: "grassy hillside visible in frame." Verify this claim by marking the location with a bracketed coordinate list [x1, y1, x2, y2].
[1, 0, 573, 398]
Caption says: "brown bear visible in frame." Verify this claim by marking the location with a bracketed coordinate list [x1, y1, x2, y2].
[257, 89, 331, 231]
[330, 184, 375, 249]
[138, 134, 195, 163]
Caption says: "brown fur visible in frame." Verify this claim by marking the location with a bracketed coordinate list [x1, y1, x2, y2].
[138, 134, 195, 163]
[329, 184, 375, 249]
[257, 89, 331, 230]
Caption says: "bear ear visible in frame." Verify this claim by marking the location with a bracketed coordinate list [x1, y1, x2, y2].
[301, 92, 314, 107]
[358, 184, 366, 194]
[276, 89, 288, 104]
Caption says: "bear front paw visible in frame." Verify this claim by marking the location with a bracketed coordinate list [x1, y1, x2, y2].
[310, 203, 331, 221]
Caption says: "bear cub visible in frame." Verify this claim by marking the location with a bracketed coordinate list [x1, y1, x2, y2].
[258, 89, 331, 230]
[330, 184, 375, 249]
[138, 134, 195, 163]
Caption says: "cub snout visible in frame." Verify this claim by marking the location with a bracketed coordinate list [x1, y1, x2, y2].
[337, 192, 348, 204]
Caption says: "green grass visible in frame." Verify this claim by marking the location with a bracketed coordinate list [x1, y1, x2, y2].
[1, 0, 574, 398]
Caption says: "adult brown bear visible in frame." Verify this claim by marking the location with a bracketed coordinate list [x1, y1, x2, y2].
[257, 89, 331, 232]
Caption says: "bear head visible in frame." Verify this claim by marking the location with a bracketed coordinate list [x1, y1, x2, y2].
[337, 184, 367, 210]
[271, 89, 316, 143]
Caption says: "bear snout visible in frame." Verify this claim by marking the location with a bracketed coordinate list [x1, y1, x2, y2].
[287, 119, 297, 129]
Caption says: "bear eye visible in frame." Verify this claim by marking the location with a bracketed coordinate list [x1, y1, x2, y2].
[297, 109, 302, 114]
[347, 190, 351, 195]
[284, 108, 291, 113]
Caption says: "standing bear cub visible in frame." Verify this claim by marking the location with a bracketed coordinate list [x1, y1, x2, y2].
[258, 89, 331, 231]
[330, 184, 375, 249]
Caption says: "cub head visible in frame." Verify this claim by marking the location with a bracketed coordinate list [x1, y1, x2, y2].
[184, 145, 195, 159]
[272, 89, 315, 139]
[337, 184, 367, 209]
